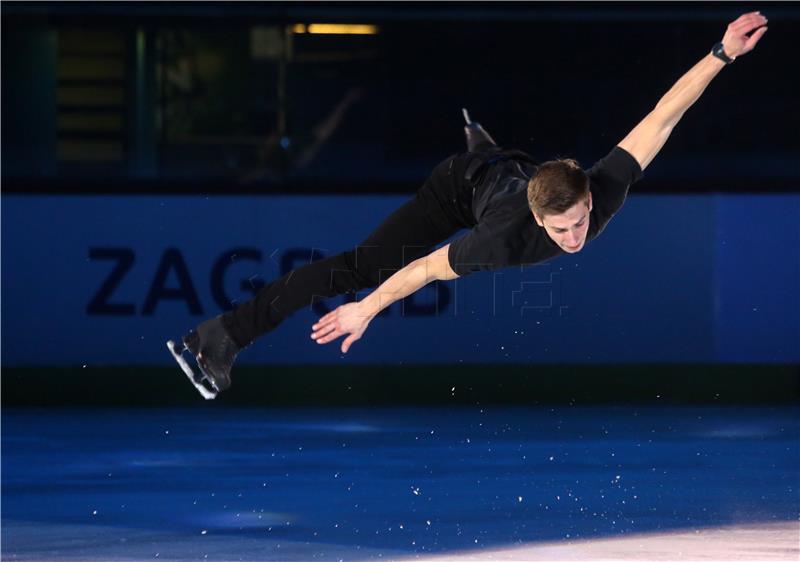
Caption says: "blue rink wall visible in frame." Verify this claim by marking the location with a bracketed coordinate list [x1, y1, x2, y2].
[2, 193, 798, 366]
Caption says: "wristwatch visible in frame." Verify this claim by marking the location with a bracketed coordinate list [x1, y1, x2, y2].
[711, 42, 735, 64]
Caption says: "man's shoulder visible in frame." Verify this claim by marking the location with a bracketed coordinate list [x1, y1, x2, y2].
[586, 146, 643, 183]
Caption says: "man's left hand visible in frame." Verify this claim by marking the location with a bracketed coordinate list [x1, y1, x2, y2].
[311, 302, 373, 354]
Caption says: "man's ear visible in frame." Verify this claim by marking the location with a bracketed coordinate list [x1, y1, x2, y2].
[532, 210, 544, 227]
[587, 192, 593, 213]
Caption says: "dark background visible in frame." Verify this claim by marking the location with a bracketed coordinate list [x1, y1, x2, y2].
[4, 1, 799, 194]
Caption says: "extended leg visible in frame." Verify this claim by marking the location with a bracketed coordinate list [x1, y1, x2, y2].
[169, 154, 476, 398]
[222, 176, 469, 348]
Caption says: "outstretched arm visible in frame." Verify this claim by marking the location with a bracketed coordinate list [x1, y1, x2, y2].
[310, 244, 458, 353]
[618, 11, 768, 171]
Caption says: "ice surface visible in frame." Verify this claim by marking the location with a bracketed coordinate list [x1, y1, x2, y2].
[2, 406, 798, 561]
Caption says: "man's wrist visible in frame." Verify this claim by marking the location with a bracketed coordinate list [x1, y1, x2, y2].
[711, 41, 735, 64]
[357, 294, 381, 320]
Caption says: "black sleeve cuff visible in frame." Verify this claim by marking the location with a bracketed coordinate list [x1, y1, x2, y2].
[613, 146, 644, 184]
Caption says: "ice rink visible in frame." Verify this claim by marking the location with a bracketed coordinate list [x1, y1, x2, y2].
[2, 406, 797, 561]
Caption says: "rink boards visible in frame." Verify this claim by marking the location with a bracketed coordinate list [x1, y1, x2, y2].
[2, 193, 799, 365]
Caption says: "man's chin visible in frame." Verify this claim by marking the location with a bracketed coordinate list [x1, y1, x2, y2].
[562, 244, 583, 253]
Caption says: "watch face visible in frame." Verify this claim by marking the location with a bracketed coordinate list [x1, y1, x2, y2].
[713, 43, 732, 63]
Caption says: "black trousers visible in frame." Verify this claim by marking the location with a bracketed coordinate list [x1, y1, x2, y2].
[222, 152, 479, 348]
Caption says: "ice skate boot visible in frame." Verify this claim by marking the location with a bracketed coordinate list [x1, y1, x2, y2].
[167, 315, 239, 400]
[462, 108, 497, 152]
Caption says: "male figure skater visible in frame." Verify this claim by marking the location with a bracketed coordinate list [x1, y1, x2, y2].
[169, 12, 767, 399]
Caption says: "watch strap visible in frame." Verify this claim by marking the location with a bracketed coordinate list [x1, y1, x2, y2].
[711, 42, 735, 64]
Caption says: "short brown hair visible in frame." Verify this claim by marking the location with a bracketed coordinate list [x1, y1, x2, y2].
[527, 159, 590, 217]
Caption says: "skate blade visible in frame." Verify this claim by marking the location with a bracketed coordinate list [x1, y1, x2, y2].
[167, 340, 218, 400]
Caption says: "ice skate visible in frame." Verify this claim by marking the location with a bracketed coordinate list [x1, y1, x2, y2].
[167, 315, 239, 400]
[462, 108, 497, 152]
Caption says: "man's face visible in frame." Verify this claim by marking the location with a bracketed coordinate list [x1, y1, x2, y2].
[533, 194, 593, 254]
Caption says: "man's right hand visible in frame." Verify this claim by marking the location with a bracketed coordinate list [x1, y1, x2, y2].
[721, 11, 768, 59]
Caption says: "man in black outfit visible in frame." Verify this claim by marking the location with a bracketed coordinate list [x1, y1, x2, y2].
[168, 12, 767, 399]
